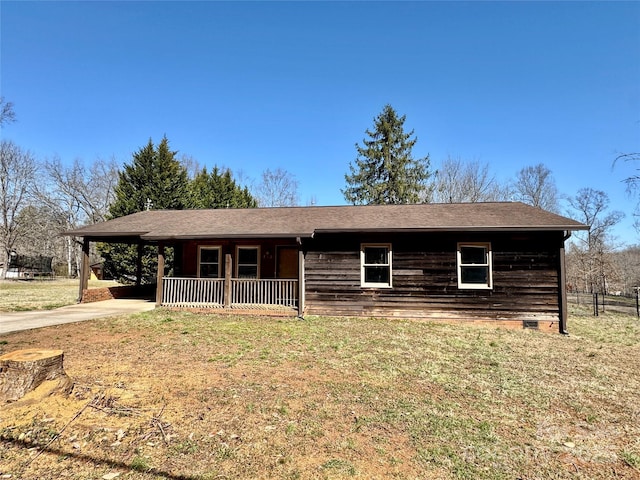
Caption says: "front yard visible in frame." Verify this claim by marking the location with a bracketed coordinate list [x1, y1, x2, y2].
[0, 305, 638, 479]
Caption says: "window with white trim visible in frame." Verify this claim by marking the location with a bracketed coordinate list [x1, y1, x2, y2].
[198, 246, 221, 278]
[361, 244, 392, 288]
[236, 246, 260, 278]
[457, 243, 492, 289]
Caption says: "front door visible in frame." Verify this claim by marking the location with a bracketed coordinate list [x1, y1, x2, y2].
[276, 246, 298, 279]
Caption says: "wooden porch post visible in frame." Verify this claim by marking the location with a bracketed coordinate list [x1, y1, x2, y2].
[77, 237, 90, 303]
[298, 248, 305, 317]
[136, 241, 143, 287]
[155, 242, 165, 306]
[224, 254, 232, 308]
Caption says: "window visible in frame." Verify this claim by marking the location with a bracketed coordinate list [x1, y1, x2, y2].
[361, 244, 392, 288]
[457, 243, 492, 289]
[236, 246, 259, 278]
[198, 246, 221, 278]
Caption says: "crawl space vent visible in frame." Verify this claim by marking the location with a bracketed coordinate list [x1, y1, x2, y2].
[523, 320, 539, 330]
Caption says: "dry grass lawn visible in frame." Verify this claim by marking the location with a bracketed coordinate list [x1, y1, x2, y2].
[0, 279, 121, 312]
[0, 304, 639, 479]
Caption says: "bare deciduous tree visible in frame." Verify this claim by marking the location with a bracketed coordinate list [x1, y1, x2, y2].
[615, 152, 640, 235]
[255, 168, 299, 207]
[567, 188, 624, 294]
[0, 97, 16, 126]
[612, 246, 640, 295]
[179, 154, 202, 180]
[43, 156, 119, 224]
[513, 163, 559, 212]
[12, 204, 66, 272]
[39, 156, 119, 276]
[433, 157, 509, 203]
[0, 140, 38, 279]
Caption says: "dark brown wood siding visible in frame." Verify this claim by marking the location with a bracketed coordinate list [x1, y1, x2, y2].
[176, 238, 298, 279]
[303, 231, 563, 327]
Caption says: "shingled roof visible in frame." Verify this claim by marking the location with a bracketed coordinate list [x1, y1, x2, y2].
[66, 202, 588, 241]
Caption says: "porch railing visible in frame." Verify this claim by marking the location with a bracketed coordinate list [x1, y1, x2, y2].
[162, 277, 224, 307]
[161, 277, 298, 308]
[232, 279, 298, 307]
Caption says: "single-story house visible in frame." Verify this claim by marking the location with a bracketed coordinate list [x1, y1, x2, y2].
[66, 202, 588, 333]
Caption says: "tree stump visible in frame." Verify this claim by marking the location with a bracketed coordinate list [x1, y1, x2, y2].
[0, 349, 73, 403]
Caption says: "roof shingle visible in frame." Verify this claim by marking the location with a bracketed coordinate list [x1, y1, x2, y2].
[66, 202, 588, 241]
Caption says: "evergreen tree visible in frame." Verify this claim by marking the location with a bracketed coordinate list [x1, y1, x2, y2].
[342, 105, 433, 205]
[187, 166, 257, 209]
[99, 136, 189, 284]
[110, 136, 188, 217]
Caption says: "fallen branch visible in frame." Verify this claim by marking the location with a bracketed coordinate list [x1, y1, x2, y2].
[151, 404, 170, 445]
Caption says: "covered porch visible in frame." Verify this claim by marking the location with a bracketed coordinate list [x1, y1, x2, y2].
[160, 246, 302, 313]
[76, 237, 305, 316]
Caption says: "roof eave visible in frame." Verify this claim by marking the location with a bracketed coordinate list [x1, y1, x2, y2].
[64, 231, 151, 238]
[314, 225, 589, 234]
[141, 233, 314, 241]
[69, 226, 588, 240]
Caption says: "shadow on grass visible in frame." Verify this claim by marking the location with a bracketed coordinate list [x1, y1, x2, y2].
[2, 437, 200, 480]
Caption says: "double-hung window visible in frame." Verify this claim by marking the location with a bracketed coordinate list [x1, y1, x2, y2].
[198, 246, 221, 278]
[361, 244, 392, 288]
[236, 246, 260, 279]
[457, 243, 492, 289]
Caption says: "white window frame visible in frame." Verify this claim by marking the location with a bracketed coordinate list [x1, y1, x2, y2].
[197, 246, 221, 278]
[236, 246, 260, 279]
[360, 243, 393, 288]
[457, 242, 493, 290]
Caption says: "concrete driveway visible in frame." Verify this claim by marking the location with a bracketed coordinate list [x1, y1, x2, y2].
[0, 299, 156, 335]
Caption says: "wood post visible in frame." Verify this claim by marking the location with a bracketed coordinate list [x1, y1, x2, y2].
[136, 241, 144, 287]
[224, 254, 232, 308]
[77, 238, 90, 303]
[155, 242, 165, 306]
[298, 248, 305, 317]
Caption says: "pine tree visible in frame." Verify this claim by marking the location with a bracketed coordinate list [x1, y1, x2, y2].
[187, 166, 257, 209]
[342, 105, 433, 205]
[99, 136, 189, 284]
[109, 136, 188, 217]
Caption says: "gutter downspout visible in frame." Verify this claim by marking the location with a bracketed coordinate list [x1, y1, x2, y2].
[559, 231, 572, 335]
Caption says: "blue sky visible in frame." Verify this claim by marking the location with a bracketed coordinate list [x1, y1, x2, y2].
[2, 1, 639, 245]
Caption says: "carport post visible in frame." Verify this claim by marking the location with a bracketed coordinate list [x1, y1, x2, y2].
[77, 237, 90, 303]
[155, 242, 165, 306]
[136, 241, 144, 287]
